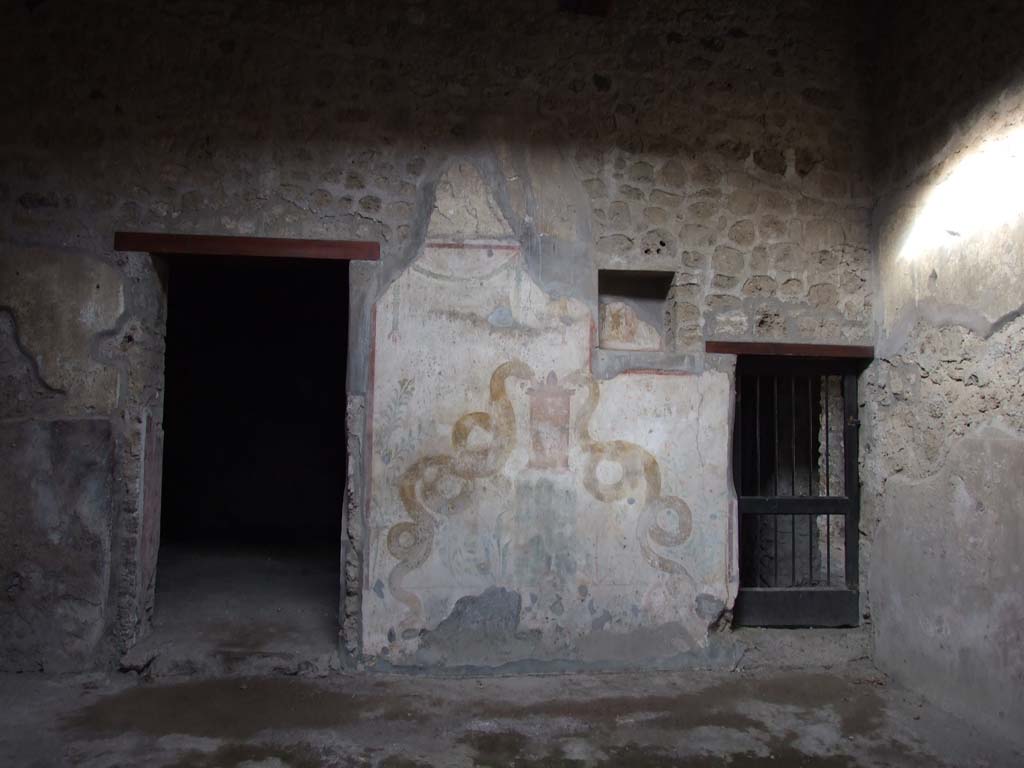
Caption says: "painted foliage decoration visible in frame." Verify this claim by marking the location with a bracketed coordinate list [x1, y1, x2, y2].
[374, 377, 418, 479]
[365, 162, 732, 663]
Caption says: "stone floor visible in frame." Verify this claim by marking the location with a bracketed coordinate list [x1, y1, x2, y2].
[122, 545, 341, 677]
[2, 655, 1021, 767]
[8, 551, 1019, 766]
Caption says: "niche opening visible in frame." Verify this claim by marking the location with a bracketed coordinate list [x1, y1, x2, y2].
[597, 269, 674, 352]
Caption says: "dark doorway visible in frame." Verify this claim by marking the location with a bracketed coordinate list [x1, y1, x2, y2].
[153, 254, 348, 670]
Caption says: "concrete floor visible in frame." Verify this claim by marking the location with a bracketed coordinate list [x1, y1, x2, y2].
[121, 545, 341, 677]
[2, 658, 1021, 767]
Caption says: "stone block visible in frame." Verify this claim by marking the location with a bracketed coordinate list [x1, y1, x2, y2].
[0, 419, 115, 672]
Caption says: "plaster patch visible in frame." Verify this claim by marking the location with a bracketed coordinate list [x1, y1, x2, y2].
[363, 165, 732, 666]
[0, 248, 123, 413]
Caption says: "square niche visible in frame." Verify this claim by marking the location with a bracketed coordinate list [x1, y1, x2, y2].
[598, 269, 674, 352]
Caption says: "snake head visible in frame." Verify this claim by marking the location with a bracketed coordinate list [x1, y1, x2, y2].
[490, 360, 535, 399]
[504, 359, 535, 381]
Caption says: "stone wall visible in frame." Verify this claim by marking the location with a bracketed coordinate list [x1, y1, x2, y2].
[866, 0, 1024, 741]
[0, 247, 164, 672]
[1, 0, 874, 670]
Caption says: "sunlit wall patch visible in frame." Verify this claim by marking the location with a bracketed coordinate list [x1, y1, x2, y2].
[898, 125, 1024, 263]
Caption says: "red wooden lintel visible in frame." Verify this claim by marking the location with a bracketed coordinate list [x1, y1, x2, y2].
[113, 231, 379, 261]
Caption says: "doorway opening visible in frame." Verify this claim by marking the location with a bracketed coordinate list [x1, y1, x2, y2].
[152, 254, 349, 671]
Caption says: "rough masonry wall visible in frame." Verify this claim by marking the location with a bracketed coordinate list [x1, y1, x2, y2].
[1, 0, 873, 670]
[866, 0, 1024, 741]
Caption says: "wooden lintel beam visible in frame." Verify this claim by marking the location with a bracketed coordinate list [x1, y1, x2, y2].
[705, 340, 874, 359]
[113, 231, 379, 261]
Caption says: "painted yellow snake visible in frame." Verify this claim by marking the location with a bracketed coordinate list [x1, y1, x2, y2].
[569, 374, 694, 578]
[386, 360, 534, 630]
